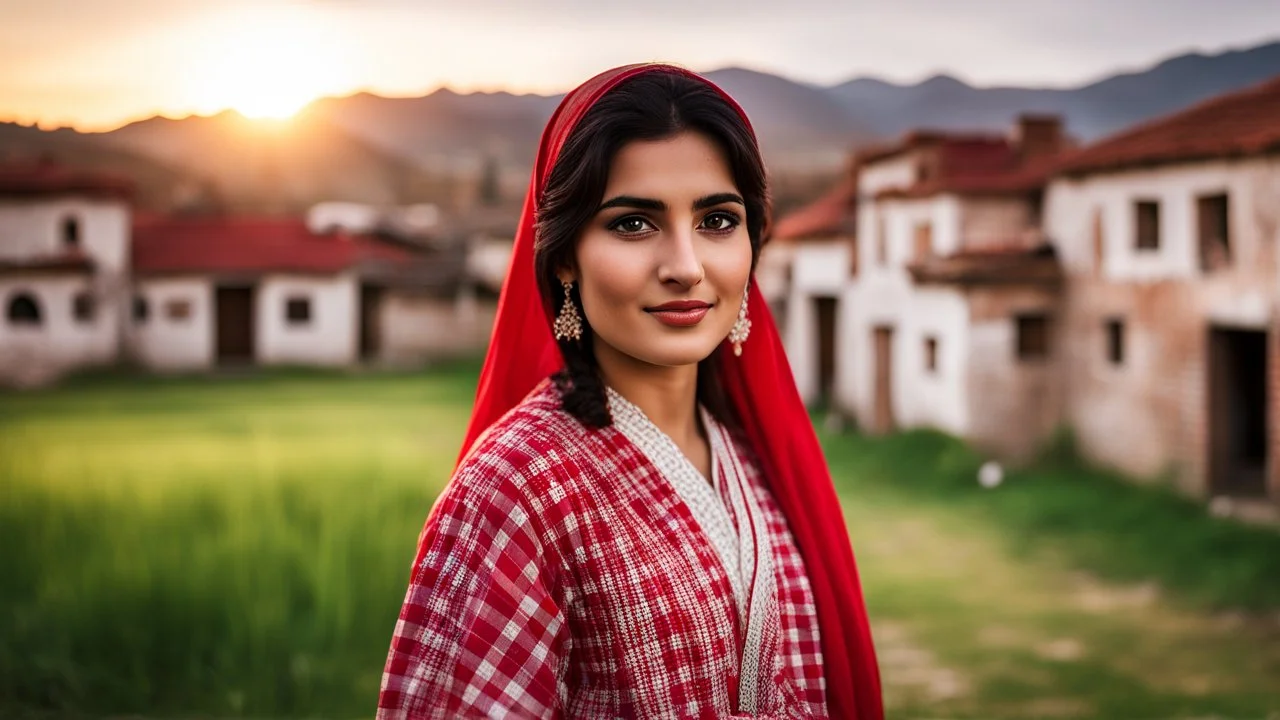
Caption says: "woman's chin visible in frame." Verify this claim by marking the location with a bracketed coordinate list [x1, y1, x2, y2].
[624, 338, 727, 369]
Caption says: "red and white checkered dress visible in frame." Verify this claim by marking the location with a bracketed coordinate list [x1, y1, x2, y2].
[378, 379, 827, 718]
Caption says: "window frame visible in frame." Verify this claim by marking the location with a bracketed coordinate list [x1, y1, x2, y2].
[1134, 199, 1161, 251]
[6, 292, 43, 327]
[1015, 313, 1051, 361]
[285, 296, 312, 326]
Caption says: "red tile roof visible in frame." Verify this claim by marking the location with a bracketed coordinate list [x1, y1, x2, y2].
[860, 129, 1058, 200]
[1057, 74, 1280, 175]
[875, 156, 1056, 200]
[772, 175, 858, 241]
[132, 216, 419, 276]
[0, 161, 133, 200]
[856, 131, 1009, 166]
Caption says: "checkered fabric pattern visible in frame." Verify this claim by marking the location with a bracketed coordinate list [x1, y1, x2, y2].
[377, 379, 827, 719]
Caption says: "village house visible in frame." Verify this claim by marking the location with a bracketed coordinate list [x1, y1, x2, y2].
[0, 162, 133, 387]
[129, 215, 489, 371]
[1045, 75, 1280, 500]
[769, 165, 858, 406]
[0, 162, 495, 386]
[832, 116, 1069, 460]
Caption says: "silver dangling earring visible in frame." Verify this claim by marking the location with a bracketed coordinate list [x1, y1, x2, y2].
[728, 288, 751, 357]
[553, 279, 583, 342]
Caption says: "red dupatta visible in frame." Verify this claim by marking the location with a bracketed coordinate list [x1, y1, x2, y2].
[443, 63, 882, 719]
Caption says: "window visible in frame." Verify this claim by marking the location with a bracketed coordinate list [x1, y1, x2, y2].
[1016, 313, 1050, 360]
[1197, 193, 1230, 271]
[165, 298, 192, 321]
[1106, 318, 1125, 366]
[913, 222, 933, 261]
[6, 292, 42, 326]
[924, 336, 939, 373]
[62, 215, 81, 249]
[133, 295, 150, 323]
[285, 296, 311, 325]
[1135, 200, 1160, 250]
[73, 292, 95, 323]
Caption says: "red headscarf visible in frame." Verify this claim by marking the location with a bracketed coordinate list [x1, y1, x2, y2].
[455, 63, 882, 719]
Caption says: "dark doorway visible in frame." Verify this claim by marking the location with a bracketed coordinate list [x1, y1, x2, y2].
[1208, 327, 1268, 497]
[215, 286, 255, 364]
[814, 296, 838, 404]
[360, 285, 384, 361]
[872, 325, 896, 434]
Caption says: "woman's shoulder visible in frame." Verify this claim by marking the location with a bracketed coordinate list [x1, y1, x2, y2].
[449, 377, 595, 503]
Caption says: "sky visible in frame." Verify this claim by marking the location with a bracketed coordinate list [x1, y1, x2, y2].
[2, 0, 1278, 131]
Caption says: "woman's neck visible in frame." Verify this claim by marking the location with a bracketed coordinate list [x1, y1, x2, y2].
[594, 341, 702, 447]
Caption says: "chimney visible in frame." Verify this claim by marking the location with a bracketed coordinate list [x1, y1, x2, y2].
[1012, 114, 1063, 164]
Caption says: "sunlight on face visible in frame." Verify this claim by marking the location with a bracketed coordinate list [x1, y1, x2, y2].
[192, 4, 354, 120]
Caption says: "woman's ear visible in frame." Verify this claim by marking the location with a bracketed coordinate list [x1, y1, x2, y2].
[556, 267, 577, 285]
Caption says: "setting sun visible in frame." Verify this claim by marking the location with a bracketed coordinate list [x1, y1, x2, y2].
[193, 4, 353, 120]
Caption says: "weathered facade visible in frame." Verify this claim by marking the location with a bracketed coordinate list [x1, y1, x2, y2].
[780, 74, 1280, 503]
[1046, 76, 1280, 499]
[837, 117, 1069, 460]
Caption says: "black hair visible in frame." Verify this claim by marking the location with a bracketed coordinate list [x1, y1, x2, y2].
[533, 70, 769, 429]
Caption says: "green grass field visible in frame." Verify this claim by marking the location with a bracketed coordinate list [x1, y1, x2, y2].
[2, 365, 1278, 718]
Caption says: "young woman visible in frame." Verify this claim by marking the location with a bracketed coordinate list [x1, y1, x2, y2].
[377, 64, 882, 719]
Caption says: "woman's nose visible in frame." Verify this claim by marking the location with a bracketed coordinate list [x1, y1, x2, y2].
[658, 227, 704, 287]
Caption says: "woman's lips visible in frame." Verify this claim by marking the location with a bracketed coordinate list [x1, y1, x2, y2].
[645, 301, 712, 327]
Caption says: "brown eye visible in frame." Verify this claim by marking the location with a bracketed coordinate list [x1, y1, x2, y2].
[700, 212, 740, 232]
[608, 216, 656, 235]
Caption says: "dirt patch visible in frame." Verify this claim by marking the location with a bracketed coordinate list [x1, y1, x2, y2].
[1070, 571, 1160, 612]
[1035, 637, 1086, 662]
[874, 621, 971, 702]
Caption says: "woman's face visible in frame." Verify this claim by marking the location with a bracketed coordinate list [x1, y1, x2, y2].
[560, 130, 753, 371]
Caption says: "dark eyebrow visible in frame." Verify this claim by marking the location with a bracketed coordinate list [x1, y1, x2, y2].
[693, 193, 745, 210]
[596, 195, 665, 213]
[596, 192, 745, 214]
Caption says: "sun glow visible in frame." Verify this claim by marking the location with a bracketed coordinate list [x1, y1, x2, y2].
[192, 5, 354, 120]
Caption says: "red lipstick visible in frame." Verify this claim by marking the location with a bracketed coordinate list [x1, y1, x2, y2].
[645, 300, 713, 327]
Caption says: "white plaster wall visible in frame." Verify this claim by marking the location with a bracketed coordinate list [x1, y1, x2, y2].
[0, 274, 120, 385]
[858, 153, 921, 195]
[959, 197, 1036, 248]
[257, 274, 357, 366]
[1044, 157, 1280, 282]
[898, 288, 970, 435]
[784, 240, 850, 403]
[306, 202, 381, 235]
[838, 270, 911, 425]
[0, 198, 130, 274]
[128, 277, 213, 371]
[790, 240, 851, 294]
[839, 276, 969, 434]
[379, 293, 497, 365]
[858, 197, 961, 277]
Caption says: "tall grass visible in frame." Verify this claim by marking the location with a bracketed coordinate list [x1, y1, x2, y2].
[0, 363, 481, 718]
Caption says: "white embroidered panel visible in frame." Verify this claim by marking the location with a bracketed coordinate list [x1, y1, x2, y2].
[606, 387, 777, 715]
[605, 387, 746, 611]
[707, 413, 777, 716]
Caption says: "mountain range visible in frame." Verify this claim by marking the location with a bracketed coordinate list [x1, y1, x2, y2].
[2, 39, 1277, 217]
